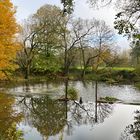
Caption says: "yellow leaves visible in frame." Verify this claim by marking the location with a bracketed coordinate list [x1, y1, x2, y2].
[92, 46, 112, 70]
[0, 0, 20, 79]
[0, 1, 17, 40]
[0, 0, 18, 37]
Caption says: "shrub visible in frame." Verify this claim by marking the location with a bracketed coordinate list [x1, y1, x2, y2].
[67, 87, 78, 100]
[99, 96, 119, 102]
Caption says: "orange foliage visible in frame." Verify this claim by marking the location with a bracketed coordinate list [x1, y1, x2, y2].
[0, 0, 20, 79]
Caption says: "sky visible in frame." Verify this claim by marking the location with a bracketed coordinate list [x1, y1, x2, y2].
[11, 0, 130, 50]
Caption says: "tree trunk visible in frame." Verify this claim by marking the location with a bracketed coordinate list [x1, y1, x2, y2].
[95, 80, 98, 122]
[80, 43, 86, 78]
[81, 55, 86, 78]
[81, 67, 86, 78]
[24, 64, 30, 80]
[64, 46, 68, 76]
[65, 79, 68, 99]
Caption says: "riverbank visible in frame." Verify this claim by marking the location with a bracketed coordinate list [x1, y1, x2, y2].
[0, 66, 139, 88]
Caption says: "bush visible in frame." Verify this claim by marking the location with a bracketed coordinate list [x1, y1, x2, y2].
[99, 96, 119, 102]
[135, 65, 140, 76]
[134, 82, 140, 90]
[67, 87, 78, 100]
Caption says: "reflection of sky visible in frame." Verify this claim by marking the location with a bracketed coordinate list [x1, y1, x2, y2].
[91, 104, 139, 140]
[8, 81, 140, 103]
[7, 81, 140, 140]
[11, 0, 130, 49]
[73, 81, 140, 103]
[18, 123, 43, 140]
[17, 103, 140, 140]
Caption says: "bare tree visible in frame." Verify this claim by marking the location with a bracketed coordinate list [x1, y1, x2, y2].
[79, 20, 115, 78]
[17, 19, 40, 79]
[91, 20, 115, 70]
[59, 17, 95, 76]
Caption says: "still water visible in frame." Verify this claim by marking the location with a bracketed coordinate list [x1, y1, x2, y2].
[0, 81, 140, 140]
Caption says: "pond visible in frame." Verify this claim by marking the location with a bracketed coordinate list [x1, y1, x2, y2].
[0, 81, 140, 140]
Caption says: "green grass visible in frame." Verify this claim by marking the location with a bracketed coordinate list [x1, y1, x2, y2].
[71, 66, 135, 71]
[97, 66, 135, 71]
[111, 67, 135, 71]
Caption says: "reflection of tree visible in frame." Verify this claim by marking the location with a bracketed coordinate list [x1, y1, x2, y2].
[63, 80, 113, 136]
[70, 101, 113, 125]
[120, 110, 140, 140]
[17, 80, 114, 139]
[18, 95, 66, 138]
[0, 93, 23, 140]
[97, 102, 113, 123]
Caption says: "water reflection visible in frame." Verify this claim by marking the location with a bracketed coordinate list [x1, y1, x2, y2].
[8, 80, 140, 103]
[2, 80, 139, 140]
[120, 110, 140, 140]
[18, 95, 66, 139]
[0, 93, 23, 140]
[69, 100, 113, 124]
[65, 80, 113, 123]
[15, 80, 114, 139]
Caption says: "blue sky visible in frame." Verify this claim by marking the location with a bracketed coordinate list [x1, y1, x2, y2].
[11, 0, 130, 50]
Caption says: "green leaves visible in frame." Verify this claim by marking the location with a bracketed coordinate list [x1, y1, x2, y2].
[133, 34, 140, 39]
[114, 0, 140, 38]
[32, 53, 61, 73]
[61, 0, 74, 14]
[114, 19, 134, 35]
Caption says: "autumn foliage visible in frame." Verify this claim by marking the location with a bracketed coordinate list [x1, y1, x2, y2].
[0, 0, 20, 79]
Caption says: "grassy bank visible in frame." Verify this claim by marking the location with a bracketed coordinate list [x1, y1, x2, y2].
[67, 66, 136, 83]
[1, 66, 137, 85]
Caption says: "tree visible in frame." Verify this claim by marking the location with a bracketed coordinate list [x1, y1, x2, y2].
[114, 0, 140, 37]
[17, 5, 64, 79]
[113, 0, 140, 66]
[102, 49, 124, 67]
[90, 20, 114, 70]
[61, 0, 112, 13]
[61, 0, 139, 39]
[89, 0, 140, 41]
[17, 19, 39, 79]
[0, 0, 20, 79]
[31, 4, 64, 74]
[131, 40, 140, 65]
[61, 0, 74, 13]
[88, 0, 112, 7]
[60, 17, 95, 75]
[79, 43, 99, 78]
[79, 20, 115, 77]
